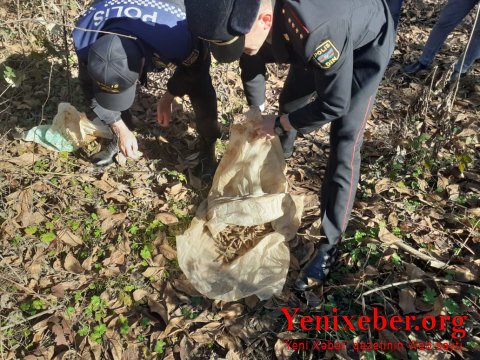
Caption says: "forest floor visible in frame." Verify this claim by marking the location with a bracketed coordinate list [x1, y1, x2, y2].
[0, 1, 479, 359]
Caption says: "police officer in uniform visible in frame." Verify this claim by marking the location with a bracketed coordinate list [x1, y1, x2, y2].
[73, 0, 220, 177]
[184, 0, 395, 289]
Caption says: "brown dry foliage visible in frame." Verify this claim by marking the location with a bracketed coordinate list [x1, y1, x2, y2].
[1, 0, 480, 359]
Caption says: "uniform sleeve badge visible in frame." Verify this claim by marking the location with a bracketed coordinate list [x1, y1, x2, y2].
[311, 40, 340, 69]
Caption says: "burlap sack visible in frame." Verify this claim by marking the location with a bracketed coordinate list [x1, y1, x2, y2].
[177, 110, 303, 301]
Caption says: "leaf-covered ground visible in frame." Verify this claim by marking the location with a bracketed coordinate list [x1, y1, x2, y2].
[1, 1, 479, 359]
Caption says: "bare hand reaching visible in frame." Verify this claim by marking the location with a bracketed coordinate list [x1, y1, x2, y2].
[111, 120, 139, 159]
[156, 91, 176, 128]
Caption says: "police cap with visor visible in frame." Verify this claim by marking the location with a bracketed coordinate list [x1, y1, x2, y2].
[87, 34, 143, 111]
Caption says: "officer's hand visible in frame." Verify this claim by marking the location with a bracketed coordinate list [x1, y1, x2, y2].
[254, 114, 276, 139]
[156, 91, 175, 128]
[111, 120, 139, 159]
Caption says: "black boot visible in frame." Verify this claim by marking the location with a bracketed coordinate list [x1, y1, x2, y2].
[193, 139, 217, 180]
[279, 129, 297, 158]
[402, 61, 428, 75]
[295, 243, 338, 290]
[90, 133, 119, 166]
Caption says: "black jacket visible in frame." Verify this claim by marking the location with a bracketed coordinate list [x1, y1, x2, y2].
[271, 0, 393, 132]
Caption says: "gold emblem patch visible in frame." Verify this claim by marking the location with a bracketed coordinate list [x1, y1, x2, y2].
[312, 40, 340, 69]
[96, 81, 120, 93]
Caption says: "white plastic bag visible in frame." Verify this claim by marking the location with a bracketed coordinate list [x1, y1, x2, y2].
[22, 103, 112, 151]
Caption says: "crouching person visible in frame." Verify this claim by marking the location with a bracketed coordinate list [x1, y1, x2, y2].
[72, 0, 220, 178]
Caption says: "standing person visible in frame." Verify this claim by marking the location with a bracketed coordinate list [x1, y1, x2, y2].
[73, 0, 220, 178]
[184, 0, 395, 289]
[402, 0, 480, 78]
[452, 31, 480, 80]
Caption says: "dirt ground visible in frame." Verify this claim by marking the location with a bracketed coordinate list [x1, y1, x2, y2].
[0, 0, 479, 359]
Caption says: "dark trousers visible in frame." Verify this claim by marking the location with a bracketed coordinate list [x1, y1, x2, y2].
[167, 50, 220, 145]
[385, 0, 404, 29]
[419, 0, 480, 70]
[240, 27, 393, 246]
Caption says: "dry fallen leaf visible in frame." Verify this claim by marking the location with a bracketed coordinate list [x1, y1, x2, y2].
[160, 243, 177, 261]
[225, 350, 242, 360]
[51, 281, 78, 298]
[159, 316, 188, 339]
[95, 207, 112, 220]
[446, 184, 460, 201]
[58, 229, 83, 246]
[168, 183, 183, 196]
[27, 248, 44, 280]
[216, 333, 239, 352]
[398, 288, 418, 314]
[102, 250, 125, 267]
[147, 297, 169, 324]
[172, 278, 201, 297]
[467, 208, 480, 217]
[449, 264, 478, 282]
[64, 252, 84, 274]
[51, 323, 68, 346]
[155, 212, 178, 225]
[142, 267, 164, 278]
[379, 329, 408, 360]
[82, 246, 99, 271]
[375, 178, 392, 194]
[133, 289, 149, 302]
[104, 191, 128, 203]
[7, 153, 39, 166]
[93, 179, 115, 193]
[274, 338, 295, 360]
[378, 227, 400, 244]
[16, 188, 33, 227]
[189, 322, 222, 344]
[218, 303, 244, 326]
[101, 213, 127, 233]
[404, 262, 426, 280]
[179, 336, 195, 360]
[116, 152, 127, 166]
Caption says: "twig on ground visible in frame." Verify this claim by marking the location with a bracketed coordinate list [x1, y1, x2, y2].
[39, 61, 54, 125]
[0, 306, 62, 332]
[359, 277, 480, 299]
[0, 84, 12, 99]
[0, 254, 27, 285]
[61, 4, 71, 102]
[440, 228, 474, 270]
[376, 237, 448, 269]
[0, 273, 53, 302]
[361, 295, 375, 360]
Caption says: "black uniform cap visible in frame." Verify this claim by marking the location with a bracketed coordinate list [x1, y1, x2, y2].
[87, 34, 143, 111]
[184, 0, 261, 63]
